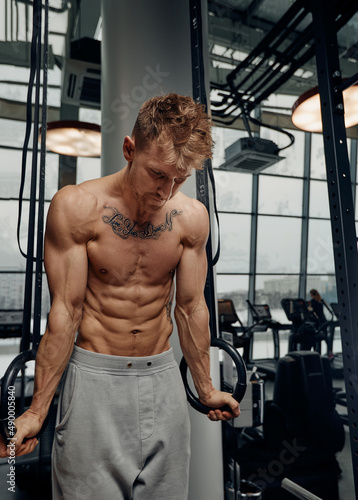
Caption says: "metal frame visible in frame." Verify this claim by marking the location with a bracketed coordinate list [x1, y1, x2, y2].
[210, 0, 358, 127]
[190, 0, 219, 338]
[311, 0, 358, 494]
[298, 132, 311, 298]
[247, 173, 258, 321]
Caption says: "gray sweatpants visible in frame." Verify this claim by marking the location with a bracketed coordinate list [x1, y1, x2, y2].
[52, 345, 191, 500]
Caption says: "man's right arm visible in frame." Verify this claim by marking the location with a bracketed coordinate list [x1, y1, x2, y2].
[0, 186, 89, 458]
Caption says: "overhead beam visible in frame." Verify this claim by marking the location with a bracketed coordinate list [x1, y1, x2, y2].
[208, 1, 358, 102]
[212, 109, 358, 139]
[209, 62, 318, 95]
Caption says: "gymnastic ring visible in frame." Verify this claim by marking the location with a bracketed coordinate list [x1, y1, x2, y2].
[0, 349, 47, 442]
[179, 337, 247, 415]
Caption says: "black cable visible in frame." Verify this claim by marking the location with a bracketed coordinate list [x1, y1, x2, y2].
[190, 0, 220, 268]
[249, 114, 295, 152]
[239, 106, 253, 138]
[20, 0, 42, 352]
[17, 0, 40, 260]
[190, 0, 220, 340]
[205, 158, 220, 267]
[33, 0, 49, 349]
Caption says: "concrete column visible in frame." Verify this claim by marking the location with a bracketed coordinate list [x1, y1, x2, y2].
[101, 0, 192, 175]
[101, 2, 224, 499]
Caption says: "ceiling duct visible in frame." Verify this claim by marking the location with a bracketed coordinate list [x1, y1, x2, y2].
[61, 38, 101, 109]
[61, 57, 101, 109]
[219, 137, 284, 174]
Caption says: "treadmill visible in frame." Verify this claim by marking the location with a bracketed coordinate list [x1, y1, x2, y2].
[246, 300, 292, 380]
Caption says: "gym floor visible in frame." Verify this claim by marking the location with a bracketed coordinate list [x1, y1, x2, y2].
[0, 337, 355, 499]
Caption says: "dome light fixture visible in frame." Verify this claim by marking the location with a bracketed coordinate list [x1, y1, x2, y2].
[42, 120, 101, 157]
[291, 84, 358, 133]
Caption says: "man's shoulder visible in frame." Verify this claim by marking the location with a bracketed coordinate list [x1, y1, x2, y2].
[172, 193, 209, 245]
[51, 178, 102, 212]
[47, 179, 104, 244]
[174, 192, 207, 217]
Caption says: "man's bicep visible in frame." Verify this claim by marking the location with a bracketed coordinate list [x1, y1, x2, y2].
[176, 242, 208, 306]
[44, 196, 88, 312]
[45, 242, 88, 308]
[176, 204, 210, 305]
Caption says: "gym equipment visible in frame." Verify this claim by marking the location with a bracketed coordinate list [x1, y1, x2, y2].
[237, 480, 263, 499]
[246, 300, 292, 378]
[324, 302, 344, 376]
[281, 478, 322, 500]
[264, 351, 344, 453]
[231, 351, 343, 500]
[326, 302, 341, 348]
[0, 0, 52, 460]
[224, 364, 265, 429]
[246, 301, 282, 359]
[280, 298, 327, 352]
[218, 298, 251, 362]
[180, 336, 247, 414]
[0, 349, 55, 442]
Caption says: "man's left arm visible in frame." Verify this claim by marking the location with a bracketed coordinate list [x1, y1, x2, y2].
[174, 202, 240, 421]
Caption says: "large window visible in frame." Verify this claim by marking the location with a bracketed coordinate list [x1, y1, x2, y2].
[256, 216, 301, 274]
[214, 124, 357, 335]
[216, 274, 249, 319]
[258, 176, 303, 216]
[260, 127, 305, 177]
[217, 213, 251, 274]
[0, 110, 100, 333]
[307, 219, 335, 275]
[215, 170, 252, 213]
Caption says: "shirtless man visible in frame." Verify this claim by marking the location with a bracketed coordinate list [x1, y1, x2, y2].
[0, 93, 240, 499]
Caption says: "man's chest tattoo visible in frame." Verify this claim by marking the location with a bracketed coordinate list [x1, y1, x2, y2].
[102, 206, 183, 240]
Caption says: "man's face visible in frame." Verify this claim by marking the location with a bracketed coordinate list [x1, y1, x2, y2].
[127, 140, 192, 211]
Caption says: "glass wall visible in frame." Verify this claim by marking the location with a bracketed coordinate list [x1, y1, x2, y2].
[213, 125, 357, 332]
[0, 115, 100, 335]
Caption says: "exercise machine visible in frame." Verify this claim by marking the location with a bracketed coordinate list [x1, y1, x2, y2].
[218, 298, 252, 363]
[280, 298, 327, 353]
[246, 300, 292, 379]
[229, 351, 344, 500]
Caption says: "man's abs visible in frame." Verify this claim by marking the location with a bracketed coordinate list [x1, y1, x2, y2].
[76, 278, 174, 357]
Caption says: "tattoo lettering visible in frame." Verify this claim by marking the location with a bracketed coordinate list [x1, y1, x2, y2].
[102, 207, 182, 240]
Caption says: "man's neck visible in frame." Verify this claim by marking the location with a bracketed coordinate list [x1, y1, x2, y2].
[119, 165, 163, 225]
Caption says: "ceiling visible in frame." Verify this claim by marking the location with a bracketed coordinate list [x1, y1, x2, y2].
[207, 0, 358, 129]
[0, 0, 357, 132]
[208, 0, 358, 96]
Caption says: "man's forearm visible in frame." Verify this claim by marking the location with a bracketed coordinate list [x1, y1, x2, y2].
[30, 325, 76, 421]
[175, 301, 215, 401]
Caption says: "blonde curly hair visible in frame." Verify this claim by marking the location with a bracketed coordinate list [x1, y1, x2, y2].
[132, 93, 214, 172]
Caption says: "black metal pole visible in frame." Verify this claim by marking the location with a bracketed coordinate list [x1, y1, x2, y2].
[21, 0, 42, 352]
[311, 0, 358, 495]
[190, 0, 218, 339]
[33, 0, 49, 349]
